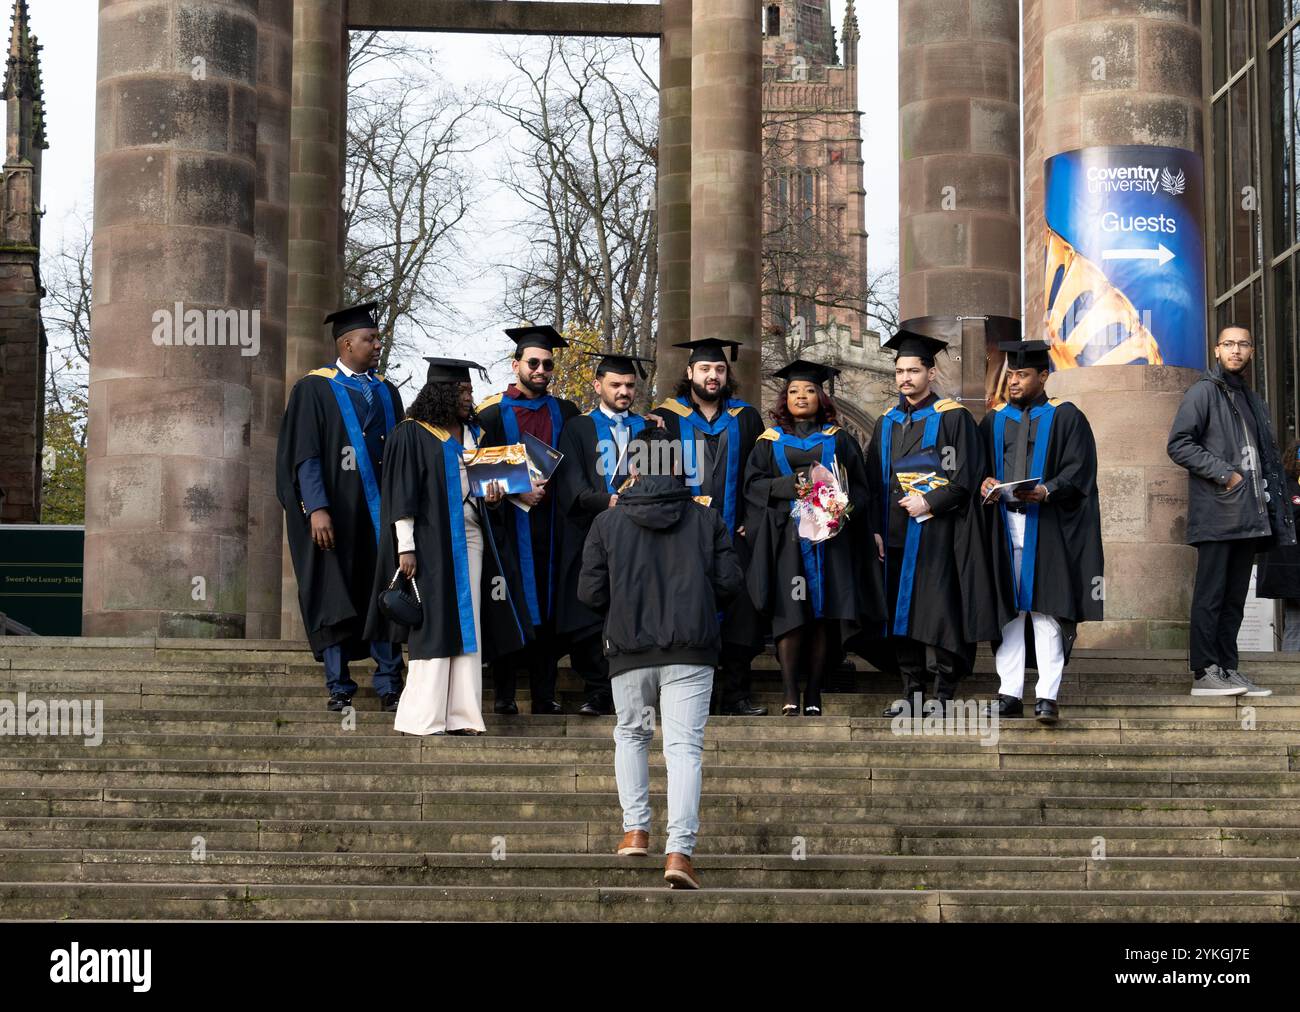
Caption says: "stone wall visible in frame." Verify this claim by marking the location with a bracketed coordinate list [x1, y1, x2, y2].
[0, 252, 42, 522]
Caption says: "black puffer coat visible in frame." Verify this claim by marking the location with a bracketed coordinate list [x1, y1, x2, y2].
[1166, 366, 1296, 549]
[577, 475, 743, 676]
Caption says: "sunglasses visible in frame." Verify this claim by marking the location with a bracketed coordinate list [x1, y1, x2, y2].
[522, 358, 554, 371]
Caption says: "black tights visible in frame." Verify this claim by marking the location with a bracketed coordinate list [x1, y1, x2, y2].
[775, 620, 840, 711]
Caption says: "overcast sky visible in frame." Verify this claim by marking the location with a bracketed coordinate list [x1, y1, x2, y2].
[31, 0, 898, 388]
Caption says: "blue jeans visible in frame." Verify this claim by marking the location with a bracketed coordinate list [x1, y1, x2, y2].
[323, 641, 403, 697]
[611, 663, 714, 856]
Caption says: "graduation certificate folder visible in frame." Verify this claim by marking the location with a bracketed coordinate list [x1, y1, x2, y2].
[509, 433, 565, 513]
[981, 477, 1042, 505]
[465, 444, 532, 497]
[893, 448, 950, 524]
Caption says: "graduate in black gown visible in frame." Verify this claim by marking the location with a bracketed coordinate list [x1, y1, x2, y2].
[275, 302, 405, 711]
[364, 358, 533, 735]
[476, 325, 582, 715]
[743, 360, 884, 715]
[865, 331, 1012, 716]
[979, 340, 1104, 723]
[652, 338, 769, 716]
[554, 351, 657, 716]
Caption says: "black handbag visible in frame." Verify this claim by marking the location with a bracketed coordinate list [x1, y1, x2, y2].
[379, 568, 423, 627]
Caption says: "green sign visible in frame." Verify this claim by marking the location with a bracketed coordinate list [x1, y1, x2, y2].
[0, 525, 84, 635]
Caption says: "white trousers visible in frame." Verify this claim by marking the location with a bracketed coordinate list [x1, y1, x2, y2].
[994, 510, 1065, 702]
[393, 503, 486, 735]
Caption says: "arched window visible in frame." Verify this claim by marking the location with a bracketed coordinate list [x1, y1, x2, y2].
[765, 4, 781, 37]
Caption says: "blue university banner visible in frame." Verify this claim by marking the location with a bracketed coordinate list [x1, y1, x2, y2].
[1043, 145, 1206, 371]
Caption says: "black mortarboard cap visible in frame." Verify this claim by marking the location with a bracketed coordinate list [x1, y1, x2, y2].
[673, 338, 743, 363]
[505, 324, 568, 354]
[323, 301, 380, 339]
[582, 351, 655, 379]
[773, 359, 841, 385]
[998, 340, 1052, 371]
[424, 357, 489, 384]
[884, 329, 950, 364]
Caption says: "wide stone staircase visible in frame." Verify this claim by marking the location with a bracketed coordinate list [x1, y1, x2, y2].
[1, 638, 1299, 921]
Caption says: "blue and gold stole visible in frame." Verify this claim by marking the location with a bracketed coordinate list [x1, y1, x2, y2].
[409, 420, 480, 654]
[877, 401, 946, 637]
[312, 368, 397, 545]
[659, 397, 752, 536]
[587, 408, 647, 494]
[992, 399, 1058, 613]
[498, 394, 565, 628]
[765, 425, 839, 619]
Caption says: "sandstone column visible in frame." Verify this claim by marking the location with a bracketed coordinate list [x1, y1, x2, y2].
[246, 0, 293, 639]
[898, 0, 1021, 323]
[1036, 1, 1204, 650]
[689, 0, 762, 398]
[653, 0, 692, 399]
[282, 0, 346, 639]
[86, 0, 259, 637]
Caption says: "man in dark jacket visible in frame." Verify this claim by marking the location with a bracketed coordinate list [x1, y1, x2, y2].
[578, 431, 743, 891]
[1167, 325, 1296, 696]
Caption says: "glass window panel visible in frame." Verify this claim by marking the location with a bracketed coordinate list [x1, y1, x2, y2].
[1270, 30, 1296, 252]
[1228, 74, 1260, 286]
[1230, 0, 1254, 75]
[1277, 259, 1297, 444]
[1271, 0, 1300, 36]
[1215, 97, 1232, 295]
[1215, 0, 1228, 89]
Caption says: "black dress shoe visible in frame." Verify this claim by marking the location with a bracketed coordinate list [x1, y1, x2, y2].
[986, 694, 1023, 718]
[493, 699, 519, 716]
[1034, 699, 1060, 724]
[882, 692, 923, 718]
[578, 700, 601, 717]
[380, 691, 401, 713]
[327, 692, 352, 712]
[722, 697, 768, 716]
[532, 700, 563, 715]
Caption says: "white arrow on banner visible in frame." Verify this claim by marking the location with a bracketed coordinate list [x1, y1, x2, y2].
[1102, 244, 1176, 266]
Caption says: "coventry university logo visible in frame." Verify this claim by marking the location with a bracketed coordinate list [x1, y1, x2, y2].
[1160, 168, 1187, 196]
[1086, 164, 1188, 196]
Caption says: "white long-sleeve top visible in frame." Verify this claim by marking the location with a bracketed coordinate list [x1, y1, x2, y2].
[394, 427, 478, 554]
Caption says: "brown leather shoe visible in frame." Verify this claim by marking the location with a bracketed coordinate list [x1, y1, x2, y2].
[664, 852, 700, 889]
[616, 830, 649, 856]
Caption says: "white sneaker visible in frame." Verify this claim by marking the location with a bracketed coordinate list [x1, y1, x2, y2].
[1224, 669, 1273, 697]
[1190, 665, 1248, 696]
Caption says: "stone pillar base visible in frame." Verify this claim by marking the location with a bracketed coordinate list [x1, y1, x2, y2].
[1048, 364, 1199, 651]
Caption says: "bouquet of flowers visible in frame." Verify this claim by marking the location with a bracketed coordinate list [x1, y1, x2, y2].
[791, 463, 852, 543]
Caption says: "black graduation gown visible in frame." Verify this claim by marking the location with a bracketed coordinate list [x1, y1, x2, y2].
[553, 409, 652, 639]
[655, 396, 767, 652]
[474, 392, 581, 635]
[743, 423, 885, 640]
[980, 397, 1104, 660]
[275, 369, 403, 660]
[864, 397, 1012, 664]
[362, 420, 531, 663]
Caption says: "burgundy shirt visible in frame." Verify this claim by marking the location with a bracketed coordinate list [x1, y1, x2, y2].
[504, 384, 555, 447]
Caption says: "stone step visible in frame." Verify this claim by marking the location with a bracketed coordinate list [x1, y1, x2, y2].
[6, 639, 1297, 671]
[0, 815, 898, 855]
[6, 755, 1298, 795]
[2, 728, 1293, 761]
[8, 706, 1296, 750]
[899, 825, 1300, 858]
[3, 847, 1299, 891]
[0, 880, 1294, 922]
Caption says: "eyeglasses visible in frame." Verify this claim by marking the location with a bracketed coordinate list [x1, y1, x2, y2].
[523, 358, 554, 371]
[1219, 341, 1253, 351]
